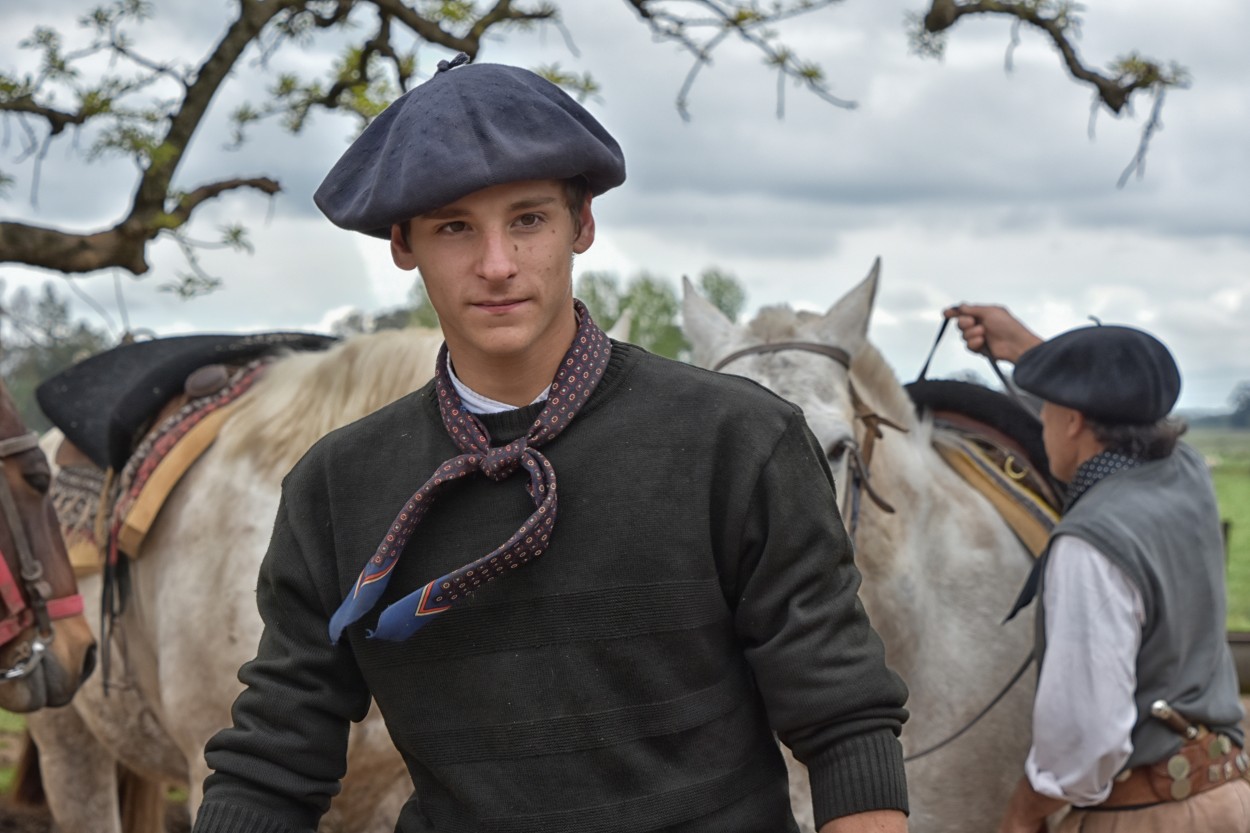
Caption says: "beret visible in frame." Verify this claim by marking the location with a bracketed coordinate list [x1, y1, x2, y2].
[314, 57, 626, 238]
[1012, 325, 1181, 424]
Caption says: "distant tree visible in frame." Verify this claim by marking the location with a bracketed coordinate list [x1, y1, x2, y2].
[577, 266, 746, 359]
[0, 283, 112, 429]
[1231, 381, 1250, 429]
[697, 268, 746, 323]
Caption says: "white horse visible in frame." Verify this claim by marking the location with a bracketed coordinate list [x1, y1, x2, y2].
[683, 260, 1039, 833]
[25, 327, 445, 832]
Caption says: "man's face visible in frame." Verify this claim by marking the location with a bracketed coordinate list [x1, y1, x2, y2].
[1040, 400, 1080, 482]
[390, 179, 594, 374]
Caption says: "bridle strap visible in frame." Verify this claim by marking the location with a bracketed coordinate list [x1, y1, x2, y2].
[711, 341, 904, 533]
[0, 430, 84, 677]
[0, 432, 40, 458]
[713, 342, 851, 372]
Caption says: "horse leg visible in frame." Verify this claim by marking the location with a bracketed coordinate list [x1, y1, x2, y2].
[25, 705, 124, 833]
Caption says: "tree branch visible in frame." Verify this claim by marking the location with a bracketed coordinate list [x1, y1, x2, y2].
[919, 0, 1183, 114]
[620, 0, 853, 120]
[0, 221, 149, 275]
[170, 177, 282, 224]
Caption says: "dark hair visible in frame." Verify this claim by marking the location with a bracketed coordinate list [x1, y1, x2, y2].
[561, 175, 591, 236]
[1086, 416, 1188, 460]
[398, 175, 591, 248]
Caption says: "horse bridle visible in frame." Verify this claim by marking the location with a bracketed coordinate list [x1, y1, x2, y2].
[713, 342, 906, 541]
[0, 431, 85, 681]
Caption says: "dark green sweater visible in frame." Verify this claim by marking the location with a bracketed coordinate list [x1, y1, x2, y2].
[194, 343, 909, 833]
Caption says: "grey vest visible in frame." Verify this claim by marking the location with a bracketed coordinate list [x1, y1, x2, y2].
[1035, 443, 1243, 770]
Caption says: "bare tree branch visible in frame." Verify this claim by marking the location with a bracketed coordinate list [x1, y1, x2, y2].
[621, 0, 853, 120]
[917, 0, 1187, 114]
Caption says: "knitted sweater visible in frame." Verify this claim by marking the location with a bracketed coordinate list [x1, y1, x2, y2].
[194, 343, 909, 833]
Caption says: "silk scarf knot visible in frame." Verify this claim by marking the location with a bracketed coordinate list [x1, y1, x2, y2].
[481, 438, 528, 481]
[329, 300, 610, 643]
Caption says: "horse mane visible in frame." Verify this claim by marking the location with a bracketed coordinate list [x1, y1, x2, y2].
[216, 327, 444, 477]
[747, 305, 918, 432]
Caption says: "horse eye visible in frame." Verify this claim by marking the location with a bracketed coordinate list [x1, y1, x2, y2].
[828, 438, 852, 463]
[23, 470, 51, 494]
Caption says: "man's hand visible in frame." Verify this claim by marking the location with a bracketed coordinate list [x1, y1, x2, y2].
[943, 304, 1043, 364]
[818, 809, 907, 832]
[997, 776, 1066, 833]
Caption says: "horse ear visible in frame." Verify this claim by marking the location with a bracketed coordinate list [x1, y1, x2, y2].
[819, 257, 881, 354]
[606, 308, 633, 342]
[682, 275, 739, 369]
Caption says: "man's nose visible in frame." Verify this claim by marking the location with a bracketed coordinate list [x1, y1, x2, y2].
[476, 229, 518, 281]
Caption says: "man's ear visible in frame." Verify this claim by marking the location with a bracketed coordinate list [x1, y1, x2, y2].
[390, 222, 418, 270]
[1067, 408, 1087, 441]
[572, 198, 595, 254]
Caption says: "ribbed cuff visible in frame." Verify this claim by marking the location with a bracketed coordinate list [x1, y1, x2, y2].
[807, 729, 909, 827]
[191, 802, 306, 833]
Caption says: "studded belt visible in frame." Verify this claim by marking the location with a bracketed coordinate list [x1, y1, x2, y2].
[1092, 731, 1248, 810]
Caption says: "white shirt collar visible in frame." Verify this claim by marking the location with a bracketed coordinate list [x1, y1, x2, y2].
[447, 361, 549, 415]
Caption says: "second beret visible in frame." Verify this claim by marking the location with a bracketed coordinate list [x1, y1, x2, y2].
[1012, 324, 1181, 424]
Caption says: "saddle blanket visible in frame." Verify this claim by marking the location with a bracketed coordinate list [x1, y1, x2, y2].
[932, 428, 1060, 559]
[52, 361, 268, 576]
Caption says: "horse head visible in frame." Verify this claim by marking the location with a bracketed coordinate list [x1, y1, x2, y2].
[685, 257, 919, 544]
[0, 380, 96, 711]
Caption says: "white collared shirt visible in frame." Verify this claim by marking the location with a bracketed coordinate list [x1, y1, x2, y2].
[447, 362, 548, 415]
[1024, 534, 1146, 805]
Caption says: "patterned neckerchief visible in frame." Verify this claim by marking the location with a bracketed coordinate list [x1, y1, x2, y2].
[1062, 450, 1143, 512]
[329, 300, 610, 643]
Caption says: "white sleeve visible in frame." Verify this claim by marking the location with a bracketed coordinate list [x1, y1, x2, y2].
[1023, 534, 1145, 805]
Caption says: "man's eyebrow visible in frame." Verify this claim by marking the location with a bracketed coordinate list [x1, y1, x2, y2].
[419, 195, 558, 221]
[508, 196, 558, 211]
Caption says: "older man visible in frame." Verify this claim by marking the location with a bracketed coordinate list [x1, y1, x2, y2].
[192, 57, 910, 833]
[949, 304, 1247, 833]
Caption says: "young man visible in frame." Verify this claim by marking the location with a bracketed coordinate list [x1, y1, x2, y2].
[948, 304, 1247, 833]
[192, 58, 910, 832]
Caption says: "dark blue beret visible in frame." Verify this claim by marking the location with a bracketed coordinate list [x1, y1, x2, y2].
[1012, 325, 1181, 424]
[314, 57, 626, 238]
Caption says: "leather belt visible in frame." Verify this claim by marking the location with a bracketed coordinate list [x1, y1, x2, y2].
[1093, 732, 1249, 810]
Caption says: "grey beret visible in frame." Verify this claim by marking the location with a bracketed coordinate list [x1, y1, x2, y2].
[314, 57, 626, 238]
[1013, 325, 1181, 424]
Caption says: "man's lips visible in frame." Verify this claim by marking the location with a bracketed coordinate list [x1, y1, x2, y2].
[474, 299, 528, 313]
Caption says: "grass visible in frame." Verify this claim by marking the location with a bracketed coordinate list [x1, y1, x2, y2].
[1187, 428, 1250, 630]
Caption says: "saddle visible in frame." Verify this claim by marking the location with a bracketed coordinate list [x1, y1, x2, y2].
[906, 379, 1065, 558]
[39, 332, 337, 574]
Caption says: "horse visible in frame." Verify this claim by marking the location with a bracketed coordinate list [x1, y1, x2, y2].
[682, 260, 1040, 832]
[0, 378, 95, 713]
[23, 328, 445, 832]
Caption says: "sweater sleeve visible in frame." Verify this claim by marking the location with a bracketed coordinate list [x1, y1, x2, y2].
[193, 475, 374, 833]
[730, 411, 910, 826]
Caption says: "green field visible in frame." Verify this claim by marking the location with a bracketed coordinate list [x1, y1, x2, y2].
[1187, 428, 1250, 630]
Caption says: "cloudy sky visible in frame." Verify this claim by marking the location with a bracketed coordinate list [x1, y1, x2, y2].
[2, 0, 1247, 409]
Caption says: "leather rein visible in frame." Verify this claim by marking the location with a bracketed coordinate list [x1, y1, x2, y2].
[713, 342, 906, 541]
[0, 431, 85, 681]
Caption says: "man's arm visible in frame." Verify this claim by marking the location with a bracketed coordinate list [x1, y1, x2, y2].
[195, 483, 373, 832]
[997, 777, 1066, 833]
[821, 809, 908, 832]
[998, 536, 1144, 833]
[728, 412, 910, 827]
